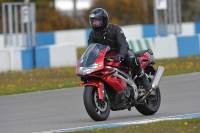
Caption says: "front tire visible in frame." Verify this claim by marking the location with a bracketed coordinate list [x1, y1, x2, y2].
[83, 86, 110, 121]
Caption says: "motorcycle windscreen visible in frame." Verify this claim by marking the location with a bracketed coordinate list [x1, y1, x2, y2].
[80, 43, 110, 67]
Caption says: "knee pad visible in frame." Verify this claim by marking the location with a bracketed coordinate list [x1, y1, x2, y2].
[128, 57, 142, 74]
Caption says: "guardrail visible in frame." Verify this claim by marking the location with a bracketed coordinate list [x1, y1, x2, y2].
[0, 43, 77, 72]
[1, 22, 200, 72]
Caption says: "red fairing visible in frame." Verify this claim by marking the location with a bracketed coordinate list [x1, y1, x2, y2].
[105, 52, 122, 68]
[139, 52, 151, 68]
[76, 44, 127, 99]
[93, 68, 116, 78]
[88, 68, 127, 92]
[104, 76, 127, 92]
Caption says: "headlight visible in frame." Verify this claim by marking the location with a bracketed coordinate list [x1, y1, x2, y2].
[78, 63, 99, 75]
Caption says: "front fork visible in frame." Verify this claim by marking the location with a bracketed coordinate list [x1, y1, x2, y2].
[85, 80, 105, 100]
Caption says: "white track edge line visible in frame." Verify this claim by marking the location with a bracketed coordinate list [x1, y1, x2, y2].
[33, 112, 200, 133]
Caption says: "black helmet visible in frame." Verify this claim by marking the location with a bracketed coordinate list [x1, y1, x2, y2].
[89, 8, 109, 32]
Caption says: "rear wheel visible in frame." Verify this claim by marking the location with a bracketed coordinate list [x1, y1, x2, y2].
[83, 86, 110, 121]
[135, 66, 161, 115]
[135, 87, 161, 115]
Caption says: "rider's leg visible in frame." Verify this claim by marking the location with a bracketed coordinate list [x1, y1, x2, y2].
[126, 50, 152, 91]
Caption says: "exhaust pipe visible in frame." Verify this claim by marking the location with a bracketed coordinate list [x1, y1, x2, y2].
[152, 66, 165, 89]
[137, 66, 165, 103]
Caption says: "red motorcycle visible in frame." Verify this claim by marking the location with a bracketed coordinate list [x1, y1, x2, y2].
[76, 43, 164, 121]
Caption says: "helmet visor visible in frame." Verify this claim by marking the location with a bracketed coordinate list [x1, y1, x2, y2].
[90, 18, 102, 27]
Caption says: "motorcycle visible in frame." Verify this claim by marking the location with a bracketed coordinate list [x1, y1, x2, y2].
[76, 43, 164, 121]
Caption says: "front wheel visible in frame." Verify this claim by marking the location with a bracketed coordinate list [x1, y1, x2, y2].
[83, 86, 110, 121]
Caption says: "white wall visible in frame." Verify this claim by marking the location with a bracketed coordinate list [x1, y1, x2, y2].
[0, 35, 5, 49]
[13, 49, 23, 71]
[55, 29, 85, 48]
[0, 33, 24, 49]
[128, 36, 178, 60]
[180, 22, 195, 36]
[0, 49, 22, 72]
[128, 38, 155, 52]
[11, 33, 24, 48]
[0, 50, 10, 72]
[154, 36, 178, 59]
[122, 24, 143, 39]
[49, 43, 77, 67]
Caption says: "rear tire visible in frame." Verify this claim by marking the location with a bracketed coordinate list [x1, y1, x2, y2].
[135, 66, 161, 115]
[135, 87, 161, 115]
[83, 86, 110, 121]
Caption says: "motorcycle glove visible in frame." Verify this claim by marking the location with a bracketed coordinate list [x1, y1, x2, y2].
[114, 54, 125, 62]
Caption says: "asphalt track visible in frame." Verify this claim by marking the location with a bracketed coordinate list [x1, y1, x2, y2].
[0, 72, 200, 133]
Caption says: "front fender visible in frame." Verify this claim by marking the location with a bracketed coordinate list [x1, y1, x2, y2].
[85, 80, 104, 100]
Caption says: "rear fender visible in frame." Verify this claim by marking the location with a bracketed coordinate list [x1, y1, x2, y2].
[85, 80, 105, 100]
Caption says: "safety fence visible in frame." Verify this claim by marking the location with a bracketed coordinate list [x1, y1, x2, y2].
[1, 34, 200, 72]
[0, 43, 77, 72]
[1, 22, 200, 72]
[128, 35, 200, 59]
[1, 22, 200, 49]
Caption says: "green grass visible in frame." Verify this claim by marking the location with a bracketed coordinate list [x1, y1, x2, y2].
[153, 56, 200, 76]
[77, 47, 87, 59]
[65, 118, 200, 133]
[0, 47, 200, 96]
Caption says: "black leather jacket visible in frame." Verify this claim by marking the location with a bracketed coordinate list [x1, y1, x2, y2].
[88, 24, 129, 56]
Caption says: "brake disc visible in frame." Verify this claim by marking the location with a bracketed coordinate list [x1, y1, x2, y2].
[94, 92, 107, 112]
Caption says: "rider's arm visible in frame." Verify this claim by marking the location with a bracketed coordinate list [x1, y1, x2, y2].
[88, 30, 95, 46]
[115, 27, 129, 56]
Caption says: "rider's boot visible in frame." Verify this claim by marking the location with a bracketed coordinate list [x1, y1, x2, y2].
[137, 70, 152, 91]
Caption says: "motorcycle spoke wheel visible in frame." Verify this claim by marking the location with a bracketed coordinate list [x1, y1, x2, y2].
[94, 91, 108, 114]
[83, 86, 110, 121]
[146, 90, 158, 108]
[135, 87, 161, 116]
[146, 89, 160, 107]
[135, 67, 161, 116]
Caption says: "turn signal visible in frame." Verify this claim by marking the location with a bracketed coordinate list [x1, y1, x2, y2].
[79, 82, 84, 87]
[106, 76, 111, 80]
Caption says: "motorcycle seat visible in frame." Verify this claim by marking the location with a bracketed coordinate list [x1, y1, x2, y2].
[134, 49, 153, 57]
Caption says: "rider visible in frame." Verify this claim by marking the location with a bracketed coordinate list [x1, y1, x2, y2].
[88, 8, 152, 92]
